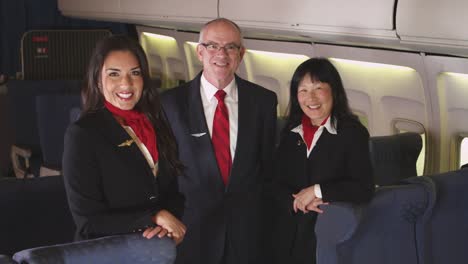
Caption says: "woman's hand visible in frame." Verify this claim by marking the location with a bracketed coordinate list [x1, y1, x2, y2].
[142, 226, 170, 240]
[292, 185, 327, 214]
[143, 210, 186, 244]
[305, 198, 328, 213]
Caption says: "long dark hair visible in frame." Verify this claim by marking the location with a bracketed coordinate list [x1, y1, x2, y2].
[82, 35, 183, 176]
[284, 57, 357, 134]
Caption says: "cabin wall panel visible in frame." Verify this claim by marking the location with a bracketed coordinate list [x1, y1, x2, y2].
[426, 56, 468, 171]
[315, 44, 428, 137]
[242, 39, 314, 116]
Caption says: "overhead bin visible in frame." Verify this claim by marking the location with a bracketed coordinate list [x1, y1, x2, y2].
[58, 0, 468, 57]
[219, 0, 398, 44]
[58, 0, 217, 29]
[396, 0, 468, 57]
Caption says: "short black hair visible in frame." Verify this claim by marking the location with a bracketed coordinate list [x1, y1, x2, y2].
[284, 57, 357, 133]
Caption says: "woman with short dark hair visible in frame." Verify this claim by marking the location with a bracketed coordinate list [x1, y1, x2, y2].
[271, 58, 374, 264]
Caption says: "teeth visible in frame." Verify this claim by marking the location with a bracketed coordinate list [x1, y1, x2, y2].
[215, 62, 227, 66]
[117, 92, 133, 99]
[308, 104, 320, 109]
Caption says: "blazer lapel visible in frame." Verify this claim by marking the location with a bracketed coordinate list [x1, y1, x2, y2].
[229, 76, 253, 188]
[98, 109, 154, 180]
[186, 75, 225, 191]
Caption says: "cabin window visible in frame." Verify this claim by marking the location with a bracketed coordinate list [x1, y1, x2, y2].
[140, 32, 186, 89]
[460, 137, 468, 168]
[393, 119, 426, 176]
[184, 42, 203, 80]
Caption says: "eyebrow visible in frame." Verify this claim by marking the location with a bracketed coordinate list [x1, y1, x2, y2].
[105, 68, 121, 72]
[105, 66, 141, 71]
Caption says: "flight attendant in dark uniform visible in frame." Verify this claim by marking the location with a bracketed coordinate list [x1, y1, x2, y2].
[270, 58, 375, 264]
[63, 35, 186, 244]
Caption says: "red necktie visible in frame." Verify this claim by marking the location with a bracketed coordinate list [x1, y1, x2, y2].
[212, 90, 231, 185]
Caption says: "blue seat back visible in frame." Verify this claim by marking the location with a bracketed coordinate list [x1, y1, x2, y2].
[13, 235, 175, 264]
[0, 255, 16, 264]
[69, 107, 82, 124]
[421, 169, 468, 264]
[369, 132, 422, 186]
[0, 176, 75, 255]
[316, 178, 434, 264]
[0, 93, 11, 178]
[6, 80, 81, 175]
[7, 80, 81, 148]
[35, 94, 81, 169]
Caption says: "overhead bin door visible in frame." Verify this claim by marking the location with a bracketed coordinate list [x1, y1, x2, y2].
[120, 0, 217, 22]
[59, 0, 217, 26]
[219, 0, 397, 42]
[397, 0, 468, 57]
[58, 0, 120, 19]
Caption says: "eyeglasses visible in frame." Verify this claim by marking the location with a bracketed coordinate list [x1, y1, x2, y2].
[200, 43, 241, 54]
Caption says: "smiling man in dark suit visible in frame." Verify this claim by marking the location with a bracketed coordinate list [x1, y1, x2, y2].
[161, 18, 277, 264]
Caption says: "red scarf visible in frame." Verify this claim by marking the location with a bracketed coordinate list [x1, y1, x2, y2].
[105, 101, 159, 163]
[301, 114, 329, 149]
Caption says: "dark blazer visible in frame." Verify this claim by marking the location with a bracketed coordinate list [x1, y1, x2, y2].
[161, 74, 277, 264]
[62, 108, 183, 241]
[270, 117, 374, 264]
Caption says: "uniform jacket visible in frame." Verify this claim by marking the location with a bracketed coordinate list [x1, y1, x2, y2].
[270, 117, 374, 264]
[161, 73, 277, 264]
[63, 108, 183, 240]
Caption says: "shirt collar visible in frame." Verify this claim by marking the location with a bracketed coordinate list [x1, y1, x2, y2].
[201, 74, 238, 102]
[291, 116, 337, 135]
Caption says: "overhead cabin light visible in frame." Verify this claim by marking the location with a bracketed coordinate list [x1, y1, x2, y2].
[142, 32, 176, 41]
[443, 72, 468, 80]
[185, 41, 199, 47]
[247, 49, 309, 61]
[141, 32, 178, 54]
[329, 58, 415, 71]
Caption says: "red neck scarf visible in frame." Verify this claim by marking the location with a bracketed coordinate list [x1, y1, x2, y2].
[105, 101, 159, 163]
[301, 114, 329, 149]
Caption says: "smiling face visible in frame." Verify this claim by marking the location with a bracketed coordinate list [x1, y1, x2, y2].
[100, 50, 143, 110]
[197, 20, 245, 89]
[297, 74, 333, 126]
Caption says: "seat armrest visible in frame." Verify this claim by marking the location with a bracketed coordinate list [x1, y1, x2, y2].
[315, 202, 362, 264]
[10, 145, 33, 178]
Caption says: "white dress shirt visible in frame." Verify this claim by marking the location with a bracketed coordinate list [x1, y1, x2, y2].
[291, 117, 338, 198]
[200, 74, 238, 160]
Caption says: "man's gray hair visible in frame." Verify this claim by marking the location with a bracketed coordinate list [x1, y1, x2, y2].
[198, 18, 244, 46]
